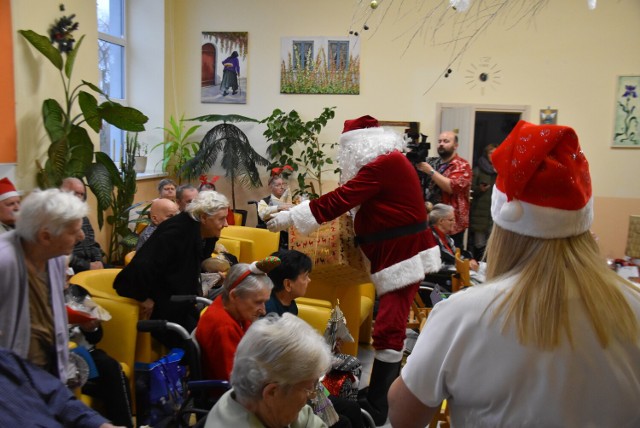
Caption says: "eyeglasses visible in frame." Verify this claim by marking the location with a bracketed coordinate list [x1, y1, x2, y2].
[303, 379, 321, 400]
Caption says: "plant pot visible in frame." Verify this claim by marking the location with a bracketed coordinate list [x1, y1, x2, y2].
[134, 156, 147, 173]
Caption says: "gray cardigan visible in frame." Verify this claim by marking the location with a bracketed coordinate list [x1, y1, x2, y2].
[0, 231, 70, 382]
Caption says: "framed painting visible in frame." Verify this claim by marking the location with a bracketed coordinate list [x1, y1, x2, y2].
[201, 32, 248, 104]
[539, 108, 558, 125]
[612, 75, 640, 148]
[280, 36, 359, 94]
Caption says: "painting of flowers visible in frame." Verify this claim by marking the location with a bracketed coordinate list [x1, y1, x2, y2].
[280, 36, 360, 94]
[613, 76, 640, 147]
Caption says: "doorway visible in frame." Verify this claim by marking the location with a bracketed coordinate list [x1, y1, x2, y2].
[438, 103, 530, 166]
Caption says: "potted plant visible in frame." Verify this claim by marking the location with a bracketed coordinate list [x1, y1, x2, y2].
[152, 115, 201, 183]
[183, 114, 269, 209]
[19, 11, 148, 229]
[134, 142, 149, 174]
[261, 107, 338, 199]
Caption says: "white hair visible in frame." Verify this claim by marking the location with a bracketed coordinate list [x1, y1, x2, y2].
[231, 313, 332, 405]
[16, 188, 88, 242]
[221, 263, 274, 302]
[429, 203, 454, 226]
[185, 190, 229, 217]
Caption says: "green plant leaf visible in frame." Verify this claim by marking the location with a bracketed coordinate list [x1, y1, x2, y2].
[82, 80, 106, 96]
[64, 34, 84, 79]
[42, 99, 66, 143]
[187, 114, 259, 123]
[98, 102, 148, 132]
[66, 126, 94, 177]
[79, 91, 101, 132]
[18, 30, 63, 70]
[95, 151, 124, 188]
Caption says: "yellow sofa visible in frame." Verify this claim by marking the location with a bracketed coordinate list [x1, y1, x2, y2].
[220, 225, 281, 262]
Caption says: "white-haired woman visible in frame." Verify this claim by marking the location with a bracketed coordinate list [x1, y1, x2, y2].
[389, 122, 640, 427]
[196, 260, 275, 382]
[205, 313, 332, 428]
[0, 188, 86, 382]
[115, 190, 230, 349]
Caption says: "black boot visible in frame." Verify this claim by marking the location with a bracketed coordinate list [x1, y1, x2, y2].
[358, 359, 401, 426]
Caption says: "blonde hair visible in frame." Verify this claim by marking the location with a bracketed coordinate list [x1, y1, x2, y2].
[486, 225, 639, 349]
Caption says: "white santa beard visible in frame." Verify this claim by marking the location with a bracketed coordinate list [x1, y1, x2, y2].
[338, 128, 406, 183]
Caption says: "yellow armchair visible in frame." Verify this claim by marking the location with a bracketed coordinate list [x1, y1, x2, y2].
[220, 225, 280, 261]
[297, 303, 332, 335]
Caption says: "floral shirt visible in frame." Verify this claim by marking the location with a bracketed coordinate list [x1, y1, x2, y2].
[427, 154, 471, 235]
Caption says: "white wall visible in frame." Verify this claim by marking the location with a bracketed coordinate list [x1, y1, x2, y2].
[167, 0, 640, 199]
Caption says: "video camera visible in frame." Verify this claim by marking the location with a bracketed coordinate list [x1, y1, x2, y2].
[405, 133, 430, 165]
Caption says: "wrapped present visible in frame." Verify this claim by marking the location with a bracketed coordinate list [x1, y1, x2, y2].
[288, 213, 369, 284]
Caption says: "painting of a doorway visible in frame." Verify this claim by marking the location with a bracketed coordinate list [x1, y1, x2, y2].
[201, 32, 248, 104]
[280, 36, 359, 94]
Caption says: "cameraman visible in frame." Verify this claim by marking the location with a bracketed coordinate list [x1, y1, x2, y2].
[414, 131, 471, 249]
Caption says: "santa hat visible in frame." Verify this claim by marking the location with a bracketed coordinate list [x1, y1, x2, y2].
[0, 178, 19, 202]
[338, 115, 405, 183]
[491, 120, 593, 239]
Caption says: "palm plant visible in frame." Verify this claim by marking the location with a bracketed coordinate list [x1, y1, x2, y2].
[183, 114, 268, 209]
[152, 115, 201, 183]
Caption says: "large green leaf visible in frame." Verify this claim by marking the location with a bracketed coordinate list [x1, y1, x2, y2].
[94, 151, 123, 188]
[66, 126, 94, 176]
[187, 114, 259, 124]
[98, 102, 148, 132]
[86, 162, 113, 229]
[79, 91, 101, 132]
[18, 30, 63, 70]
[64, 34, 85, 79]
[42, 99, 66, 143]
[82, 80, 106, 97]
[46, 139, 69, 185]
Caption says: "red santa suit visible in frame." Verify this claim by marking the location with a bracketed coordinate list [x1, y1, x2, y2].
[269, 116, 441, 355]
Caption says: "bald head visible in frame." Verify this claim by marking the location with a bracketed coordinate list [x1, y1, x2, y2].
[61, 177, 87, 201]
[150, 198, 179, 226]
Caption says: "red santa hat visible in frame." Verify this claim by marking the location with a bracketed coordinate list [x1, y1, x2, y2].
[491, 120, 593, 239]
[0, 178, 19, 202]
[338, 115, 405, 183]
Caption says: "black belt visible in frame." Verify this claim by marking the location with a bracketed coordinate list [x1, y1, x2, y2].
[354, 221, 428, 246]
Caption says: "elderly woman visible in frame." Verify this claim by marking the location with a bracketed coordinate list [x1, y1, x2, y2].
[157, 178, 177, 201]
[389, 122, 640, 427]
[196, 261, 275, 382]
[205, 313, 331, 428]
[429, 203, 479, 271]
[0, 188, 86, 383]
[115, 190, 229, 348]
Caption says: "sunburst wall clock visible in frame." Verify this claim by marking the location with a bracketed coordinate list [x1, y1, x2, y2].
[465, 57, 502, 94]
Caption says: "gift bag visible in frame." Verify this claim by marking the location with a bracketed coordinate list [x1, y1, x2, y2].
[135, 348, 187, 427]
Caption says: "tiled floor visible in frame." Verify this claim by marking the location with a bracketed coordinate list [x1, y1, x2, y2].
[357, 329, 420, 428]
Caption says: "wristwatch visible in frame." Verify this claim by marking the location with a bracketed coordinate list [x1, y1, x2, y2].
[428, 169, 435, 177]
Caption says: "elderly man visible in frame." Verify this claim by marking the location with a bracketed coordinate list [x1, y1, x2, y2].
[0, 177, 20, 234]
[417, 130, 472, 248]
[135, 198, 179, 250]
[115, 191, 229, 349]
[176, 184, 199, 212]
[268, 115, 441, 425]
[60, 177, 106, 273]
[0, 189, 86, 383]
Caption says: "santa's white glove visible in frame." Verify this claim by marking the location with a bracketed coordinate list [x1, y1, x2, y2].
[267, 211, 293, 232]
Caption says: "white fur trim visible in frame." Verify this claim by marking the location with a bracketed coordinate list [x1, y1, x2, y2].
[0, 191, 19, 202]
[370, 245, 442, 296]
[375, 348, 403, 363]
[491, 187, 593, 238]
[289, 200, 321, 236]
[338, 127, 405, 183]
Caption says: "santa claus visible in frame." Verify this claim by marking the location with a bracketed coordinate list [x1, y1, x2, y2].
[268, 115, 441, 425]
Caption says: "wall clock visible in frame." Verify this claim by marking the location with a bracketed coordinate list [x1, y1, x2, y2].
[465, 57, 502, 94]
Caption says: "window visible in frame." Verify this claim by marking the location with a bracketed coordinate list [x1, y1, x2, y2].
[97, 0, 126, 160]
[328, 41, 349, 71]
[293, 41, 314, 70]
